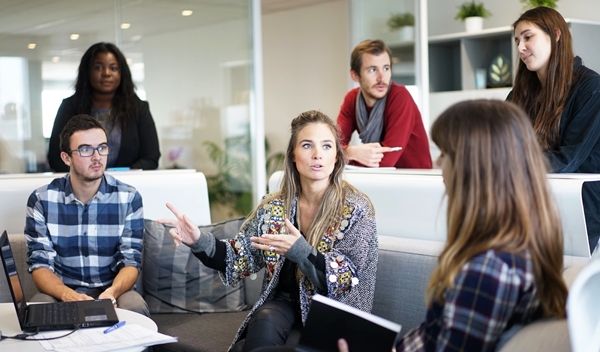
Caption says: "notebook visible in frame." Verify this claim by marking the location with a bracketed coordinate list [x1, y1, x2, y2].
[297, 294, 402, 352]
[0, 231, 119, 332]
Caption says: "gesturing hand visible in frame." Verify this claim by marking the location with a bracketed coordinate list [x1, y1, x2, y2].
[157, 202, 201, 246]
[346, 143, 396, 167]
[250, 219, 302, 255]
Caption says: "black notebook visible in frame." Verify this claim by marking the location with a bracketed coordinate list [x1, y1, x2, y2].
[0, 231, 119, 332]
[297, 294, 402, 352]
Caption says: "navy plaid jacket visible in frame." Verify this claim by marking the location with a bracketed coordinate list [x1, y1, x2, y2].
[398, 250, 542, 351]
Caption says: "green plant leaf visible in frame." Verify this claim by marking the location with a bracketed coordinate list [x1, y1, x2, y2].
[455, 0, 492, 21]
[387, 12, 415, 30]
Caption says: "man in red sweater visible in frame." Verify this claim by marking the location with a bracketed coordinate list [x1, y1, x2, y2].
[337, 39, 432, 168]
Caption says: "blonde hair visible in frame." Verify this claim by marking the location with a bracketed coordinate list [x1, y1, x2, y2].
[244, 110, 353, 249]
[429, 99, 567, 318]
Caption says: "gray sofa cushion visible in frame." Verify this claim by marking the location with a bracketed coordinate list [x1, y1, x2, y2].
[143, 218, 247, 314]
[372, 236, 442, 335]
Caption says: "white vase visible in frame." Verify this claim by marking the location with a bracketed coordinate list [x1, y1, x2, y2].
[465, 16, 483, 32]
[397, 26, 414, 42]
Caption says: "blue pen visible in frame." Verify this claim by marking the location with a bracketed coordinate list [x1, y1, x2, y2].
[104, 321, 126, 334]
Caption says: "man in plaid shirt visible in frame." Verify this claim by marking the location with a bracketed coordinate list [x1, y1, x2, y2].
[25, 114, 148, 316]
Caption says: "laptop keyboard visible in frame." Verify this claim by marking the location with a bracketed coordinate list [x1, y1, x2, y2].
[42, 303, 78, 325]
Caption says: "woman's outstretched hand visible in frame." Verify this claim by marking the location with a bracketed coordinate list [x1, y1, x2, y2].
[250, 218, 302, 255]
[157, 202, 201, 246]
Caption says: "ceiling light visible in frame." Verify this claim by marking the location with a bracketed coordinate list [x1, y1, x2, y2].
[182, 10, 193, 16]
[70, 34, 79, 40]
[28, 43, 36, 49]
[120, 23, 131, 29]
[51, 56, 60, 62]
[126, 58, 133, 65]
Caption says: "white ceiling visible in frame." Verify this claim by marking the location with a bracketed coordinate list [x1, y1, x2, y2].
[0, 0, 339, 63]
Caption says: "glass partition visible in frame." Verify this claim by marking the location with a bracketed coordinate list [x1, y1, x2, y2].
[0, 0, 261, 221]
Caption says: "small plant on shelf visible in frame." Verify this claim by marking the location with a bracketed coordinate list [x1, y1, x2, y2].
[520, 0, 558, 9]
[455, 0, 492, 21]
[386, 12, 415, 31]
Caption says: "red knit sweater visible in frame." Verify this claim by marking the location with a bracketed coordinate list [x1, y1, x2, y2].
[337, 82, 432, 169]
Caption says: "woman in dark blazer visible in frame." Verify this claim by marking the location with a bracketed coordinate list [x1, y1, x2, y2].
[48, 42, 160, 172]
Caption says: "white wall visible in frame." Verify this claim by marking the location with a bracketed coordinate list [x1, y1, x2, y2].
[262, 0, 350, 156]
[428, 0, 600, 36]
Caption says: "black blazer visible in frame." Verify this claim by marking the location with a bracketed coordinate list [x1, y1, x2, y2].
[47, 96, 161, 172]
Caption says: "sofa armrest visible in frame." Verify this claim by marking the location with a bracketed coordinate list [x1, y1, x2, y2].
[498, 319, 571, 352]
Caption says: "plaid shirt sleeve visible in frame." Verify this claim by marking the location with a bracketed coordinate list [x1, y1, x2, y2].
[398, 250, 529, 352]
[112, 190, 144, 272]
[25, 189, 55, 271]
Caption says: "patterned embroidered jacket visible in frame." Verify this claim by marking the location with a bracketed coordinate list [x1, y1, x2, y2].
[221, 185, 378, 351]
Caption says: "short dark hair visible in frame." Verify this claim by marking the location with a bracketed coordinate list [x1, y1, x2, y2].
[350, 39, 392, 76]
[59, 114, 107, 154]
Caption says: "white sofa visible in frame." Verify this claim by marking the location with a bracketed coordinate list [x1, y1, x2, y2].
[0, 169, 212, 234]
[0, 168, 594, 351]
[269, 169, 597, 259]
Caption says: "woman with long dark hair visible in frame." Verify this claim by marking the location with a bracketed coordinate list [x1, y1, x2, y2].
[508, 6, 600, 251]
[339, 100, 568, 352]
[48, 42, 160, 171]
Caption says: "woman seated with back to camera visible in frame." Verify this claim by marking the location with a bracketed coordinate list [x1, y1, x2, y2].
[159, 110, 378, 351]
[340, 100, 568, 351]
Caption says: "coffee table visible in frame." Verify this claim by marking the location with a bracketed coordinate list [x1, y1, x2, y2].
[0, 303, 157, 351]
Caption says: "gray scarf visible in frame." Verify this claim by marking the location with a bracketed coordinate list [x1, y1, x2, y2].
[355, 83, 390, 143]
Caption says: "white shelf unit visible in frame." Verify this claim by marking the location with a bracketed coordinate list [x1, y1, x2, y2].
[388, 40, 416, 86]
[428, 26, 516, 92]
[427, 20, 600, 126]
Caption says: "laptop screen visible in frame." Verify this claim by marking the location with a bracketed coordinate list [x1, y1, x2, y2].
[0, 231, 28, 328]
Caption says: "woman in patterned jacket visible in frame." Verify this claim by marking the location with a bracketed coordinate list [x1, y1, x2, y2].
[160, 110, 378, 351]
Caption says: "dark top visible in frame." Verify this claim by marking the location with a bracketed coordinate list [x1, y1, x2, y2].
[47, 95, 161, 172]
[508, 56, 600, 250]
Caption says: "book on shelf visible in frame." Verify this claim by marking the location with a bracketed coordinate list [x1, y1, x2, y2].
[297, 294, 402, 352]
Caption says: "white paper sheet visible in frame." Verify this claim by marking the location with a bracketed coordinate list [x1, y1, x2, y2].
[36, 324, 177, 352]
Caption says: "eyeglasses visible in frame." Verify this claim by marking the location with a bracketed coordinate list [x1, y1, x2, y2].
[69, 145, 110, 157]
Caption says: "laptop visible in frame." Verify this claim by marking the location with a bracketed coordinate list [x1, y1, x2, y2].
[0, 231, 119, 332]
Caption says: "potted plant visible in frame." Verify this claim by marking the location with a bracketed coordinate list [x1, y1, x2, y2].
[387, 12, 415, 42]
[455, 1, 491, 32]
[520, 0, 558, 9]
[203, 135, 284, 219]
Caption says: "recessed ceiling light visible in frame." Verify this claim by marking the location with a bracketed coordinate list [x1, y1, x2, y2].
[27, 43, 36, 49]
[182, 10, 193, 16]
[120, 23, 131, 29]
[126, 58, 133, 65]
[70, 34, 79, 40]
[51, 56, 60, 62]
